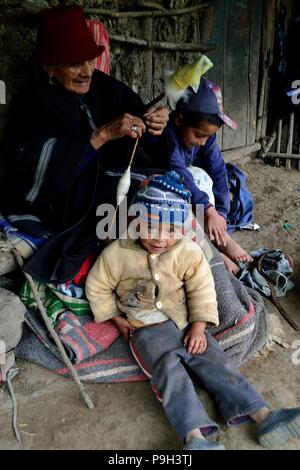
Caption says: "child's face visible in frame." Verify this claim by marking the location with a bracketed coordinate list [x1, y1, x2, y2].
[139, 222, 180, 254]
[178, 120, 220, 149]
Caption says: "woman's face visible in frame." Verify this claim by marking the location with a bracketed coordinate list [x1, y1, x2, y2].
[47, 59, 95, 94]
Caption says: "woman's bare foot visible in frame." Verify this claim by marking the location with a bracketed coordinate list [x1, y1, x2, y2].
[221, 253, 240, 275]
[220, 235, 253, 264]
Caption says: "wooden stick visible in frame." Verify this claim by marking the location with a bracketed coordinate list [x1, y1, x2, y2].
[144, 17, 153, 103]
[275, 119, 282, 167]
[129, 138, 140, 167]
[137, 0, 165, 10]
[286, 113, 294, 170]
[287, 113, 294, 154]
[266, 152, 300, 160]
[0, 2, 214, 17]
[84, 3, 214, 18]
[9, 245, 94, 410]
[109, 34, 215, 52]
[222, 143, 261, 163]
[260, 130, 277, 158]
[146, 92, 165, 109]
[256, 69, 267, 141]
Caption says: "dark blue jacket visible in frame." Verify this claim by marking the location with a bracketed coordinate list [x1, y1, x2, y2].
[165, 122, 230, 219]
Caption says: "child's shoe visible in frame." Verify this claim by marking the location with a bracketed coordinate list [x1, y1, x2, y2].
[183, 438, 225, 450]
[257, 408, 300, 448]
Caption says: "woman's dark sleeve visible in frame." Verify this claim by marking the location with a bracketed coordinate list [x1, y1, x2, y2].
[1, 120, 95, 208]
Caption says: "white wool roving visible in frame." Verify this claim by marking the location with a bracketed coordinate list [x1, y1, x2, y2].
[115, 137, 139, 207]
[116, 166, 131, 207]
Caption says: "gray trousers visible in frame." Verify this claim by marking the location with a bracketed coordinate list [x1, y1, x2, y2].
[130, 320, 268, 440]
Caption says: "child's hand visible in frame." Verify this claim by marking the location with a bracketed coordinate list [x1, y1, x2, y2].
[183, 322, 207, 354]
[111, 315, 135, 341]
[205, 206, 227, 246]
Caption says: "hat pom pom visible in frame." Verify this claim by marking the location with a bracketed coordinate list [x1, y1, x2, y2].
[167, 170, 184, 185]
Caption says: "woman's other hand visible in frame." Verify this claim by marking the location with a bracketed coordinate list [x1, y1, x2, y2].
[144, 106, 169, 136]
[90, 113, 146, 149]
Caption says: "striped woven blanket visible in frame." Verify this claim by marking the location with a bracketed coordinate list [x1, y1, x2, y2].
[16, 310, 146, 383]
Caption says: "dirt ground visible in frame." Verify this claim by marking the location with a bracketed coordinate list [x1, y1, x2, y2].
[0, 157, 300, 451]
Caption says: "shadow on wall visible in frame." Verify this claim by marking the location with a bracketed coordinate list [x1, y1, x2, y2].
[0, 10, 38, 180]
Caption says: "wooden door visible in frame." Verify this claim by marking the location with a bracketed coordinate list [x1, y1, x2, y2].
[207, 0, 263, 150]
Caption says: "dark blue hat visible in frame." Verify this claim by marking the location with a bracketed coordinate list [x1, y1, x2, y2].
[177, 77, 238, 130]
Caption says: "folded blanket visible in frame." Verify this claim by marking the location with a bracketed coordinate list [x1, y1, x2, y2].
[56, 312, 120, 363]
[16, 311, 146, 383]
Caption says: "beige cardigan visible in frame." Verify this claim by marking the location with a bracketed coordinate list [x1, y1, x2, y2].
[86, 237, 219, 330]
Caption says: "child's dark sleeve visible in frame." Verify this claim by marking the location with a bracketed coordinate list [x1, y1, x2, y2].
[195, 135, 230, 219]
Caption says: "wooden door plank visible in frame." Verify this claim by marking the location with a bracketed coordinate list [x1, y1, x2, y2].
[248, 0, 263, 146]
[205, 0, 226, 149]
[223, 0, 251, 150]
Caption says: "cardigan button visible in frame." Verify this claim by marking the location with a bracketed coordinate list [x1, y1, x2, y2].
[150, 254, 157, 259]
[154, 274, 160, 281]
[156, 301, 162, 309]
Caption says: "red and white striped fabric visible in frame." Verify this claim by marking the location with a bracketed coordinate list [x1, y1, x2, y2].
[86, 19, 110, 75]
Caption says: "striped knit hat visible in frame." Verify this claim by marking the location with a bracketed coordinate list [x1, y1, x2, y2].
[132, 171, 192, 225]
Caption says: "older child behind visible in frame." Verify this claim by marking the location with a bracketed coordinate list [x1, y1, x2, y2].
[86, 171, 300, 450]
[159, 77, 253, 274]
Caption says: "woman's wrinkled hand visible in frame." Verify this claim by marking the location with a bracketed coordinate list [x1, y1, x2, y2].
[111, 315, 135, 342]
[143, 106, 169, 136]
[205, 206, 227, 246]
[90, 113, 146, 149]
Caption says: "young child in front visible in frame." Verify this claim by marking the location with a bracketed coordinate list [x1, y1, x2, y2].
[86, 171, 300, 451]
[161, 77, 253, 274]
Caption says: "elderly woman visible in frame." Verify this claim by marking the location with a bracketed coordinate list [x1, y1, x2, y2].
[0, 6, 168, 282]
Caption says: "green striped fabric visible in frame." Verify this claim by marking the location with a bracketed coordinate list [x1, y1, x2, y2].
[20, 281, 90, 325]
